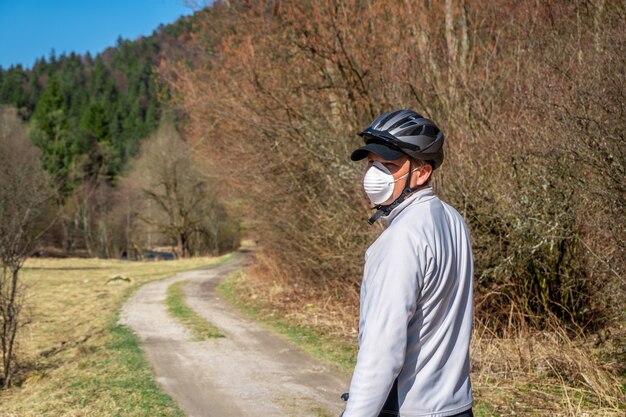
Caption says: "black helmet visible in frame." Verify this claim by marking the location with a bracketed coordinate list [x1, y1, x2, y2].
[351, 109, 444, 169]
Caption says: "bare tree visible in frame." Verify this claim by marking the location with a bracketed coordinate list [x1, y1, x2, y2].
[0, 106, 54, 388]
[126, 121, 238, 257]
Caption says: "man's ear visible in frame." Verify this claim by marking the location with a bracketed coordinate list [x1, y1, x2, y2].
[414, 163, 433, 186]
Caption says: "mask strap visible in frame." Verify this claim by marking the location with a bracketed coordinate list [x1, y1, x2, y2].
[368, 208, 386, 225]
[392, 166, 420, 184]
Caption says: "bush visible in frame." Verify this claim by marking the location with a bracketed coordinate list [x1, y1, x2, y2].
[164, 0, 624, 334]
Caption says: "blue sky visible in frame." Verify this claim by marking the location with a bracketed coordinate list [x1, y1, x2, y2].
[0, 0, 199, 69]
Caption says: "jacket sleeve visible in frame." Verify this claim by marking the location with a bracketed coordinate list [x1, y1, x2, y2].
[343, 231, 423, 417]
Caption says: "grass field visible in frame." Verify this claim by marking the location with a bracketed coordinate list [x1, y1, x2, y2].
[1, 255, 228, 417]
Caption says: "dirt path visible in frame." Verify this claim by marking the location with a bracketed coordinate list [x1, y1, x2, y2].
[119, 251, 349, 417]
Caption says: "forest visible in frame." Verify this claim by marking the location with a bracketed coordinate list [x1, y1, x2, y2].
[0, 0, 624, 413]
[0, 14, 240, 259]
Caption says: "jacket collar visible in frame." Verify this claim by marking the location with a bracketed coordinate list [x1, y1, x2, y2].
[381, 187, 435, 226]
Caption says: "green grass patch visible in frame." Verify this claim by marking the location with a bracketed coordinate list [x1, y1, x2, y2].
[217, 271, 356, 373]
[310, 406, 333, 417]
[64, 321, 186, 417]
[473, 401, 500, 417]
[166, 280, 223, 340]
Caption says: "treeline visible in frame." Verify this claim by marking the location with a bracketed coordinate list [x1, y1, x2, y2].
[164, 0, 624, 341]
[0, 13, 240, 259]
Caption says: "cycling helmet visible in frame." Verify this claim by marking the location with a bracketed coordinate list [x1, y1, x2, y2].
[351, 109, 444, 169]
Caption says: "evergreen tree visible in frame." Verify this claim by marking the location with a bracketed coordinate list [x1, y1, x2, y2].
[81, 101, 110, 143]
[0, 11, 194, 195]
[31, 75, 76, 196]
[0, 65, 29, 114]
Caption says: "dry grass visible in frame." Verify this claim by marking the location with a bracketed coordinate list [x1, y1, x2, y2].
[0, 255, 226, 416]
[248, 253, 360, 343]
[217, 270, 358, 374]
[471, 323, 624, 416]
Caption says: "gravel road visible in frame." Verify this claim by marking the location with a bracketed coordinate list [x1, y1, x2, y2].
[119, 251, 349, 417]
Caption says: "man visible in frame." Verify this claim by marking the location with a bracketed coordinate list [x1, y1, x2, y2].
[343, 109, 474, 417]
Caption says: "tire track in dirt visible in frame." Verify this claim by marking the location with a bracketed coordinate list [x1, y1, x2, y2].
[120, 251, 349, 417]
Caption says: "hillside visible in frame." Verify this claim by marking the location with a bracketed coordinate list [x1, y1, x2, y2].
[0, 9, 240, 259]
[0, 14, 196, 191]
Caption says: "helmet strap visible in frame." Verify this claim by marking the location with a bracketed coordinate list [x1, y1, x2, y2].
[368, 160, 420, 225]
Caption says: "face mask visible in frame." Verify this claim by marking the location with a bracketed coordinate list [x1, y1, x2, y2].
[363, 161, 416, 205]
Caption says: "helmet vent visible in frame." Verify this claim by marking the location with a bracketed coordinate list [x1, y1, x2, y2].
[420, 125, 438, 137]
[388, 118, 410, 131]
[377, 111, 401, 128]
[399, 126, 424, 137]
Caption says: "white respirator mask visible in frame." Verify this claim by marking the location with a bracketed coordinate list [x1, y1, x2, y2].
[363, 161, 417, 205]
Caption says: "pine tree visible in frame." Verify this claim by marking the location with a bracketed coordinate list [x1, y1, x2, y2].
[0, 65, 29, 113]
[31, 75, 75, 196]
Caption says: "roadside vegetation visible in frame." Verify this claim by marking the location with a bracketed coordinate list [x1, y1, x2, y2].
[220, 270, 622, 416]
[0, 255, 226, 416]
[218, 271, 357, 374]
[166, 280, 223, 340]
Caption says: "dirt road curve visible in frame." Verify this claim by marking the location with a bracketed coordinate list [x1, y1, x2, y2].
[119, 251, 349, 417]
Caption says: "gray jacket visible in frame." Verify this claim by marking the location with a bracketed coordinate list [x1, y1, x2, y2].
[343, 188, 474, 417]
